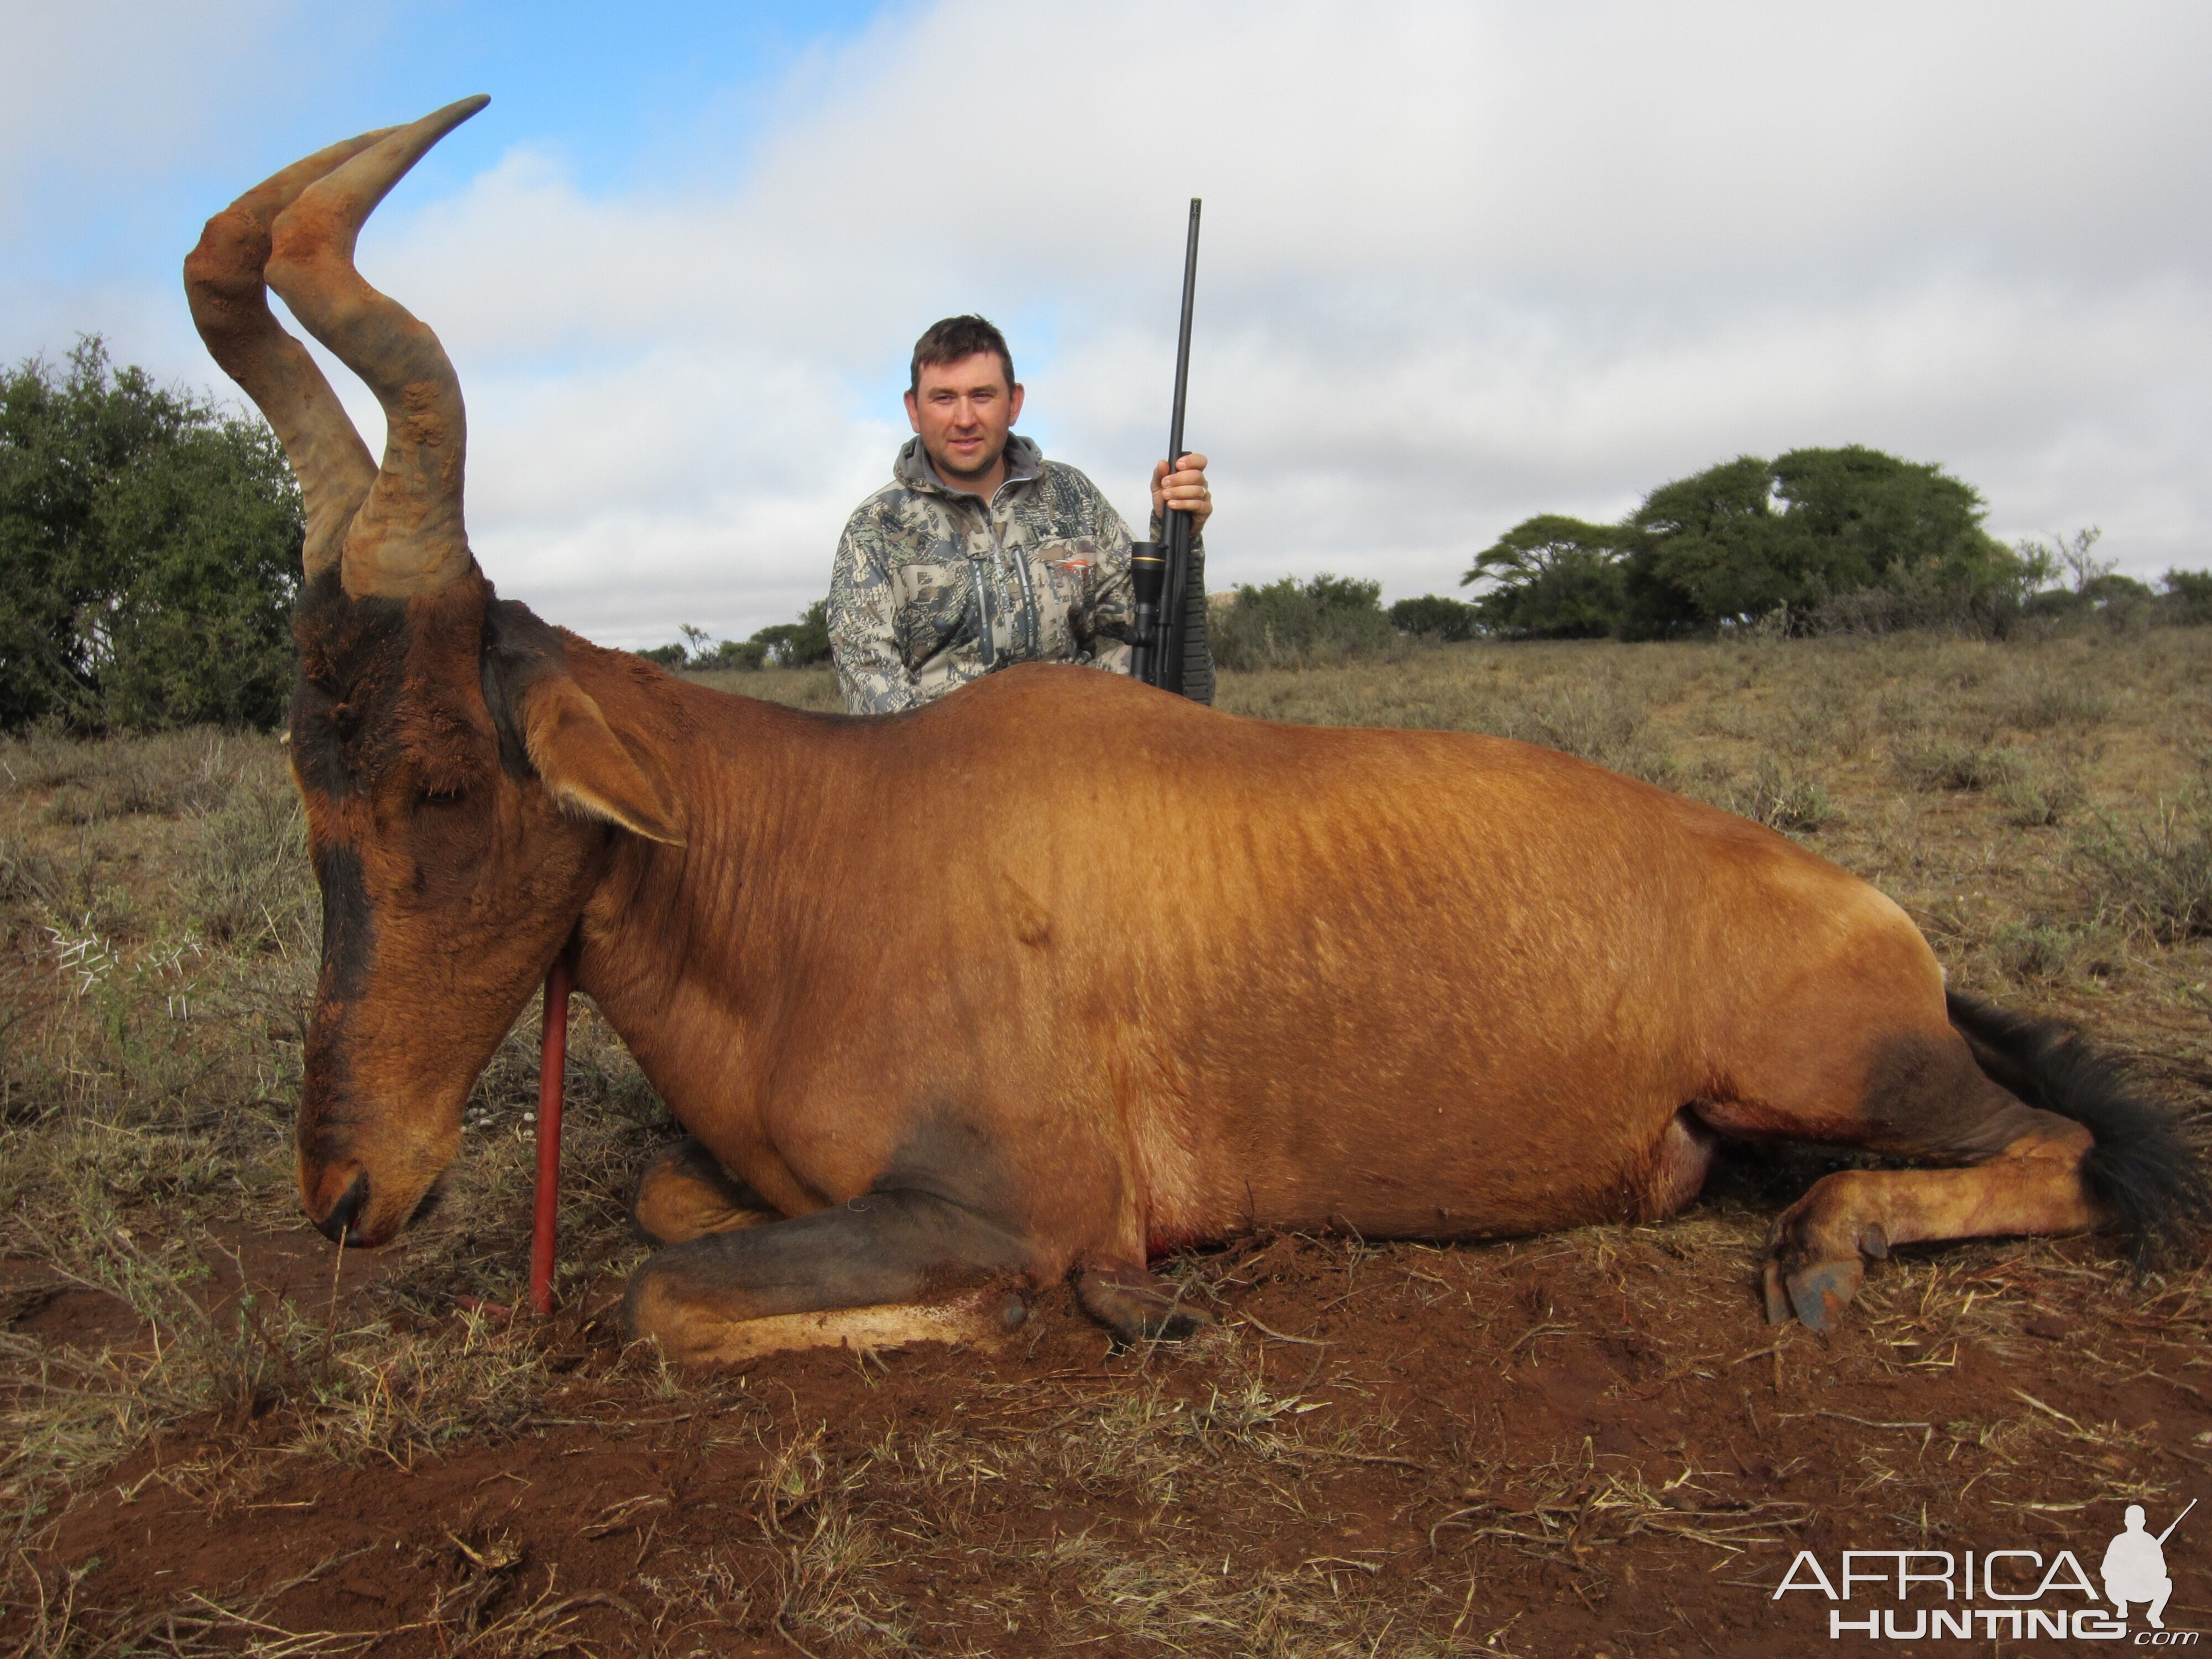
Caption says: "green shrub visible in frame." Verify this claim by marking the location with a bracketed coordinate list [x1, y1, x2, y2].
[1466, 449, 2039, 640]
[1464, 516, 1628, 639]
[1994, 921, 2085, 982]
[1212, 574, 1397, 670]
[1805, 556, 2037, 638]
[2022, 571, 2156, 635]
[752, 598, 832, 667]
[651, 600, 832, 675]
[2073, 791, 2212, 943]
[2162, 567, 2212, 625]
[2, 340, 302, 733]
[1727, 758, 1837, 833]
[1387, 594, 1478, 641]
[1996, 767, 2086, 828]
[700, 638, 768, 672]
[1894, 740, 2027, 792]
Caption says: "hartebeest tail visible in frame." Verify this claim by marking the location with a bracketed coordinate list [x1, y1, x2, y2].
[1948, 990, 2211, 1272]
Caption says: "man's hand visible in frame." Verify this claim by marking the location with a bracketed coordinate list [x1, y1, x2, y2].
[1151, 452, 1213, 534]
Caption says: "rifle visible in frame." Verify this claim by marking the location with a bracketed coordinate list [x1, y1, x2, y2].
[1129, 198, 1202, 695]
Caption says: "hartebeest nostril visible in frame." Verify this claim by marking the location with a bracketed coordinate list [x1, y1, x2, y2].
[316, 1171, 369, 1244]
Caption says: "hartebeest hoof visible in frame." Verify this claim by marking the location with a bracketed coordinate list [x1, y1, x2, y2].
[1074, 1261, 1212, 1343]
[1762, 1252, 1865, 1332]
[632, 1138, 778, 1245]
[1763, 1203, 1889, 1329]
[1783, 1259, 1864, 1332]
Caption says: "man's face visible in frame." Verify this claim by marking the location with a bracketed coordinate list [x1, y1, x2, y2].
[905, 352, 1024, 486]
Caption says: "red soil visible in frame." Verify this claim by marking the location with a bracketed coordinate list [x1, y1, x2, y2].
[13, 1184, 2207, 1657]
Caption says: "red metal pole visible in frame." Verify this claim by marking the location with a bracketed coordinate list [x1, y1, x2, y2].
[530, 951, 573, 1315]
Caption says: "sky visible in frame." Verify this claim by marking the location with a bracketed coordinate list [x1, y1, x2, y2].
[6, 1, 2211, 648]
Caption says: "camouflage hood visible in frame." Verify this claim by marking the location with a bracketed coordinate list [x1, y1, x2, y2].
[891, 432, 1045, 498]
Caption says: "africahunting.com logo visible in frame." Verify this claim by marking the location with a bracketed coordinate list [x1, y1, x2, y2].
[1771, 1500, 2197, 1642]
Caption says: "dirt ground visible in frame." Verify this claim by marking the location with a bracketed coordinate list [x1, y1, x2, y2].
[5, 630, 2209, 1655]
[15, 1202, 2212, 1657]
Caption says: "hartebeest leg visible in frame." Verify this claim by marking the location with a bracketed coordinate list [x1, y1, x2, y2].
[620, 1190, 1032, 1364]
[630, 1138, 779, 1245]
[1704, 1024, 2102, 1331]
[1074, 1258, 1212, 1343]
[1759, 1113, 2097, 1328]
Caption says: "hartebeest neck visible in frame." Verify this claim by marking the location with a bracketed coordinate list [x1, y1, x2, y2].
[558, 645, 852, 1152]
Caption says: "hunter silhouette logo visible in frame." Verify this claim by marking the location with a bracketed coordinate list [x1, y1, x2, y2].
[1770, 1496, 2200, 1640]
[2106, 1500, 2192, 1630]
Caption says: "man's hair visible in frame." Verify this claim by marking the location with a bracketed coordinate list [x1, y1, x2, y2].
[910, 315, 1015, 395]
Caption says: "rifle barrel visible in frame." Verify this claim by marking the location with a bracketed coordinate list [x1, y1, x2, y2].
[2157, 1497, 2196, 1545]
[1157, 199, 1201, 693]
[1167, 199, 1201, 468]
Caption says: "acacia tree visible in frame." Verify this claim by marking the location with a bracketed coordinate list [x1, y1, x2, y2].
[1627, 447, 2028, 632]
[1460, 514, 1628, 638]
[750, 599, 831, 667]
[1469, 447, 2032, 638]
[0, 338, 302, 731]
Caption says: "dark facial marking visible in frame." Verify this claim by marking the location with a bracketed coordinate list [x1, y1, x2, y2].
[289, 568, 414, 800]
[314, 843, 373, 1003]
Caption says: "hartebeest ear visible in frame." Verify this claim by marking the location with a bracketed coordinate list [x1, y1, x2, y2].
[520, 675, 686, 846]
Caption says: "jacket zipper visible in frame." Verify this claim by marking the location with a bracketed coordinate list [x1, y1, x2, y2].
[984, 483, 1037, 660]
[970, 556, 998, 667]
[1010, 537, 1040, 655]
[978, 483, 1042, 665]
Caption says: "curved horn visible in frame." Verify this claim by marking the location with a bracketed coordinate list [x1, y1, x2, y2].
[184, 129, 393, 578]
[264, 95, 490, 599]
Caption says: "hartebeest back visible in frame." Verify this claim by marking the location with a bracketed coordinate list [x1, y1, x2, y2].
[186, 100, 2209, 1363]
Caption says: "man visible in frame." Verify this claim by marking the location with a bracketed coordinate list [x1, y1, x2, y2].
[2103, 1504, 2177, 1629]
[827, 315, 1215, 714]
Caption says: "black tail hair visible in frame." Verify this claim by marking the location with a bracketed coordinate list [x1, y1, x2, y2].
[1948, 989, 2211, 1273]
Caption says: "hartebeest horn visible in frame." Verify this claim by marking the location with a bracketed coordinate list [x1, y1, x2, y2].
[264, 95, 491, 599]
[184, 128, 394, 578]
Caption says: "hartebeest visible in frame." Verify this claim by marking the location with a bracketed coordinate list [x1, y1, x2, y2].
[186, 100, 2206, 1364]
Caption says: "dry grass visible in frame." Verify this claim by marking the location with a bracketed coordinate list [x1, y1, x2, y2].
[3, 627, 2209, 1654]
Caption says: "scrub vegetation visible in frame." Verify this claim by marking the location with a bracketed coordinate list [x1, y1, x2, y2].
[641, 604, 833, 674]
[3, 629, 2208, 1655]
[0, 342, 304, 734]
[1459, 446, 2206, 641]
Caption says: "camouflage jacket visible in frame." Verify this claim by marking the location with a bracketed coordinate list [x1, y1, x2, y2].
[828, 435, 1210, 714]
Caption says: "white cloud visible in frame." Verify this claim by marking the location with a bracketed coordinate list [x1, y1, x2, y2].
[14, 1, 2212, 643]
[0, 0, 298, 213]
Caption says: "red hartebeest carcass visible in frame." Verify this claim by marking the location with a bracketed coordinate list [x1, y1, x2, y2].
[186, 100, 2207, 1364]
